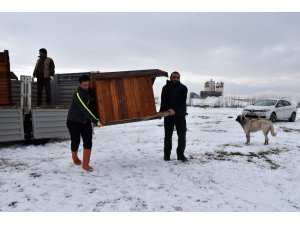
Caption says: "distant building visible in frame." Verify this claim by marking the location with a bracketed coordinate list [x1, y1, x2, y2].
[204, 79, 215, 91]
[190, 92, 200, 99]
[216, 81, 224, 92]
[200, 91, 222, 98]
[200, 79, 224, 98]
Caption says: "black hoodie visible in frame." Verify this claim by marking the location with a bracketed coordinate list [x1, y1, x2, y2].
[159, 80, 188, 118]
[67, 86, 99, 124]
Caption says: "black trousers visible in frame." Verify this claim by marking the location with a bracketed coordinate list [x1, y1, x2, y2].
[37, 77, 51, 105]
[66, 120, 93, 151]
[163, 116, 186, 158]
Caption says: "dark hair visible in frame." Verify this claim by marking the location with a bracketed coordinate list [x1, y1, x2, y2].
[170, 71, 180, 77]
[39, 48, 47, 54]
[79, 74, 90, 83]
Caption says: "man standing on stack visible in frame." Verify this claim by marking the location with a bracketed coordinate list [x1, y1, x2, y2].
[32, 48, 55, 106]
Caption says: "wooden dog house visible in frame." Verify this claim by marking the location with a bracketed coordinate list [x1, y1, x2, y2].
[0, 50, 12, 105]
[90, 69, 168, 125]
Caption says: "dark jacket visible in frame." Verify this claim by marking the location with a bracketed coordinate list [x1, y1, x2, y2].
[159, 80, 188, 118]
[33, 57, 55, 79]
[67, 86, 99, 124]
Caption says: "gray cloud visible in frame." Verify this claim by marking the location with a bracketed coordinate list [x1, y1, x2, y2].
[1, 13, 300, 97]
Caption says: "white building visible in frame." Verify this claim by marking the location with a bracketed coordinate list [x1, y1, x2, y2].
[204, 79, 215, 91]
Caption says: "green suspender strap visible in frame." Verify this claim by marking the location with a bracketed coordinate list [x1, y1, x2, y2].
[76, 92, 99, 122]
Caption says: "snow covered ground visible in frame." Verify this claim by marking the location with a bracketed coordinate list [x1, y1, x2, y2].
[0, 107, 300, 212]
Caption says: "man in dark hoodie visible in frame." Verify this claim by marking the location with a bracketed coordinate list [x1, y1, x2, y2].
[160, 71, 188, 162]
[66, 74, 102, 172]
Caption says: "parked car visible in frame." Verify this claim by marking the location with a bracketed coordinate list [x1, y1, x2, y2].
[242, 99, 297, 122]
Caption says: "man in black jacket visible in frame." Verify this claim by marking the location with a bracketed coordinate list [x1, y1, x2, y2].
[160, 71, 188, 162]
[66, 75, 102, 172]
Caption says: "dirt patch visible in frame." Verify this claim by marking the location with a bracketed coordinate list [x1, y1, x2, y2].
[0, 158, 27, 171]
[281, 127, 300, 133]
[199, 116, 210, 119]
[8, 201, 18, 208]
[30, 173, 42, 178]
[203, 129, 227, 133]
[204, 148, 284, 169]
[222, 143, 243, 148]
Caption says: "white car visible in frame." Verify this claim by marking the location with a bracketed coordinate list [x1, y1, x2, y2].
[242, 99, 297, 122]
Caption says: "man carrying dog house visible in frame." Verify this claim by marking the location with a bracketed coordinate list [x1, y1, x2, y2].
[160, 71, 188, 162]
[66, 74, 102, 172]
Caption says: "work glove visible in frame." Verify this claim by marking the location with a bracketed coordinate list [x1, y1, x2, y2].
[50, 76, 54, 82]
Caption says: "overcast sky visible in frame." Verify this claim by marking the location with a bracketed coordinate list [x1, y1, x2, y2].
[1, 13, 300, 97]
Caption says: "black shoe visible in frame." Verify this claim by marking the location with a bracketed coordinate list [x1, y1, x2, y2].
[177, 155, 188, 162]
[164, 156, 170, 161]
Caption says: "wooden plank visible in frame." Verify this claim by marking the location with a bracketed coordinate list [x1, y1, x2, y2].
[0, 50, 9, 63]
[135, 76, 156, 117]
[131, 77, 142, 118]
[101, 112, 168, 126]
[0, 50, 11, 105]
[123, 77, 138, 119]
[0, 80, 10, 84]
[145, 76, 156, 115]
[108, 78, 122, 121]
[116, 78, 128, 120]
[96, 79, 113, 123]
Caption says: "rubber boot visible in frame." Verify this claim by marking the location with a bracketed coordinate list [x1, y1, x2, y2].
[72, 151, 81, 165]
[82, 149, 93, 172]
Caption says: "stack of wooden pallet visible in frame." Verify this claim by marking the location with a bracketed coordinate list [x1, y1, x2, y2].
[0, 50, 12, 105]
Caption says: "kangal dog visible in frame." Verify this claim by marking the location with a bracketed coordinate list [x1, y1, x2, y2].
[236, 115, 277, 145]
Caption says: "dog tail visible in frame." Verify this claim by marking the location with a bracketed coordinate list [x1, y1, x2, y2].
[271, 124, 277, 136]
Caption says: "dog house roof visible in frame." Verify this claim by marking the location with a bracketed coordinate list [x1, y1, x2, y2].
[90, 69, 168, 79]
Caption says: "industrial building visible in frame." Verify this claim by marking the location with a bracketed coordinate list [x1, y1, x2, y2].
[200, 79, 224, 98]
